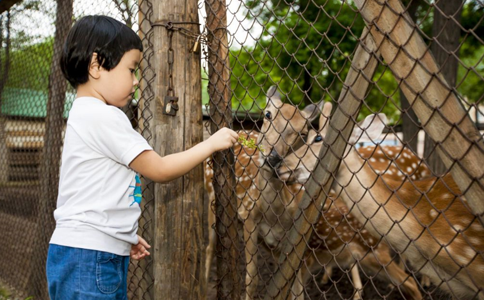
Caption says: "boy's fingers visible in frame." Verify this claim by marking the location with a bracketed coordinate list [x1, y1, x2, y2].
[138, 236, 151, 248]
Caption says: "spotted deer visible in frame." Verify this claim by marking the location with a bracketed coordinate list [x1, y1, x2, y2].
[277, 113, 484, 300]
[244, 89, 421, 299]
[204, 87, 427, 298]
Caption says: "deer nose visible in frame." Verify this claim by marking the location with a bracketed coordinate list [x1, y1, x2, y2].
[266, 149, 282, 168]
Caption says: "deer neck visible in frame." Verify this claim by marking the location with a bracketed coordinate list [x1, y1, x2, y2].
[334, 147, 392, 217]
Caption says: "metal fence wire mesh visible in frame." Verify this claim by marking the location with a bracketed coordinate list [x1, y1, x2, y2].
[0, 0, 483, 299]
[0, 1, 156, 299]
[201, 0, 484, 299]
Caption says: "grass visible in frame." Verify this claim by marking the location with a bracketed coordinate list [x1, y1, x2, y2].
[0, 286, 33, 300]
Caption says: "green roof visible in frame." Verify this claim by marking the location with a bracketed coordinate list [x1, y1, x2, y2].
[0, 87, 75, 118]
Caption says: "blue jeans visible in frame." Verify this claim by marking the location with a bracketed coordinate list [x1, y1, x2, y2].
[46, 244, 129, 300]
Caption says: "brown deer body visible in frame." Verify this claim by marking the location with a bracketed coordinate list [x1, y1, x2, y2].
[244, 89, 421, 299]
[204, 88, 427, 299]
[277, 113, 484, 299]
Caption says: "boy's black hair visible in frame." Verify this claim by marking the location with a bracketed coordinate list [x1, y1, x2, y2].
[60, 15, 143, 88]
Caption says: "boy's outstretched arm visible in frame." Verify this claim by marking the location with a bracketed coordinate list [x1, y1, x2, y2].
[129, 127, 238, 183]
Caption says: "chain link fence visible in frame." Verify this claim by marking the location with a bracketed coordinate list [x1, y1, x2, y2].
[0, 1, 157, 299]
[1, 0, 483, 299]
[201, 0, 484, 299]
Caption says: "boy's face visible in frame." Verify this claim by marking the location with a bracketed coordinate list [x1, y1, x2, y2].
[95, 49, 141, 107]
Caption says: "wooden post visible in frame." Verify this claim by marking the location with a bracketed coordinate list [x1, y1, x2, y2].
[204, 0, 240, 299]
[352, 0, 484, 225]
[0, 117, 7, 182]
[150, 0, 205, 299]
[28, 0, 73, 298]
[265, 29, 380, 299]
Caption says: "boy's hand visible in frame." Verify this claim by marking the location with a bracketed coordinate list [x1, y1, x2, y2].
[131, 235, 151, 260]
[206, 128, 238, 152]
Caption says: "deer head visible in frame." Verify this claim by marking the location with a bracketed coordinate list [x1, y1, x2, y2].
[257, 86, 330, 170]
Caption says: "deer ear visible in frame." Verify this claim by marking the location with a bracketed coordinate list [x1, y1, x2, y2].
[349, 113, 387, 145]
[318, 102, 333, 134]
[266, 86, 283, 108]
[302, 101, 327, 122]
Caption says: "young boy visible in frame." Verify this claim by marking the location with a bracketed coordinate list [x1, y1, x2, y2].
[46, 15, 238, 299]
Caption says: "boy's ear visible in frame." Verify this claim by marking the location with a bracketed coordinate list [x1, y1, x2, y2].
[88, 52, 101, 80]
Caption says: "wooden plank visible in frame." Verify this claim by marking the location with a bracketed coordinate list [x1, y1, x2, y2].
[150, 0, 205, 299]
[8, 151, 41, 165]
[353, 0, 484, 225]
[8, 165, 39, 181]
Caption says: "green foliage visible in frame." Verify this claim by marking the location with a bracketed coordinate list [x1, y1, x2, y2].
[238, 135, 264, 152]
[457, 44, 484, 103]
[223, 0, 484, 126]
[1, 38, 53, 92]
[230, 0, 367, 114]
[0, 287, 11, 299]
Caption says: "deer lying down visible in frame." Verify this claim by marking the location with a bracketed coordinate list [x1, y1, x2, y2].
[277, 113, 484, 300]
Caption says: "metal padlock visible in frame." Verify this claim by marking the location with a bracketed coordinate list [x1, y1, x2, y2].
[163, 95, 179, 116]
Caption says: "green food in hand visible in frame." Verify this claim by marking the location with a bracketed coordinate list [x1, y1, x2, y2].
[238, 136, 264, 153]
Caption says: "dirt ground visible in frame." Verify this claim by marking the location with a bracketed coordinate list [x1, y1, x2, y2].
[205, 233, 451, 300]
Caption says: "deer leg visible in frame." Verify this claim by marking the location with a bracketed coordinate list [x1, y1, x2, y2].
[244, 215, 259, 300]
[321, 266, 332, 285]
[361, 250, 422, 300]
[205, 226, 216, 282]
[289, 270, 305, 300]
[420, 274, 431, 288]
[350, 263, 363, 300]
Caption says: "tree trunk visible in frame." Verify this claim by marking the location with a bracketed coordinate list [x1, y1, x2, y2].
[400, 0, 420, 153]
[204, 0, 240, 299]
[0, 12, 10, 183]
[150, 0, 205, 299]
[0, 11, 11, 100]
[423, 0, 463, 175]
[0, 117, 7, 183]
[27, 0, 73, 298]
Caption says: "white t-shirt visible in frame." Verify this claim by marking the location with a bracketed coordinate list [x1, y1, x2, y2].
[50, 97, 153, 256]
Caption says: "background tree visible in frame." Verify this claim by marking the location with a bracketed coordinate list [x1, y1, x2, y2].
[424, 0, 464, 176]
[0, 11, 11, 101]
[28, 0, 73, 298]
[112, 0, 135, 28]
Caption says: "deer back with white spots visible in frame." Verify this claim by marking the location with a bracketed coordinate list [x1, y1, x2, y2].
[204, 130, 261, 282]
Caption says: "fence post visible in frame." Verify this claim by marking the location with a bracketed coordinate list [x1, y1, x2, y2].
[27, 0, 73, 298]
[265, 29, 380, 299]
[352, 0, 484, 225]
[204, 0, 240, 299]
[0, 118, 7, 182]
[149, 0, 205, 299]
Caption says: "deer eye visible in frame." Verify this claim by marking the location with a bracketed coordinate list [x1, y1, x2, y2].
[314, 135, 323, 143]
[265, 111, 272, 120]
